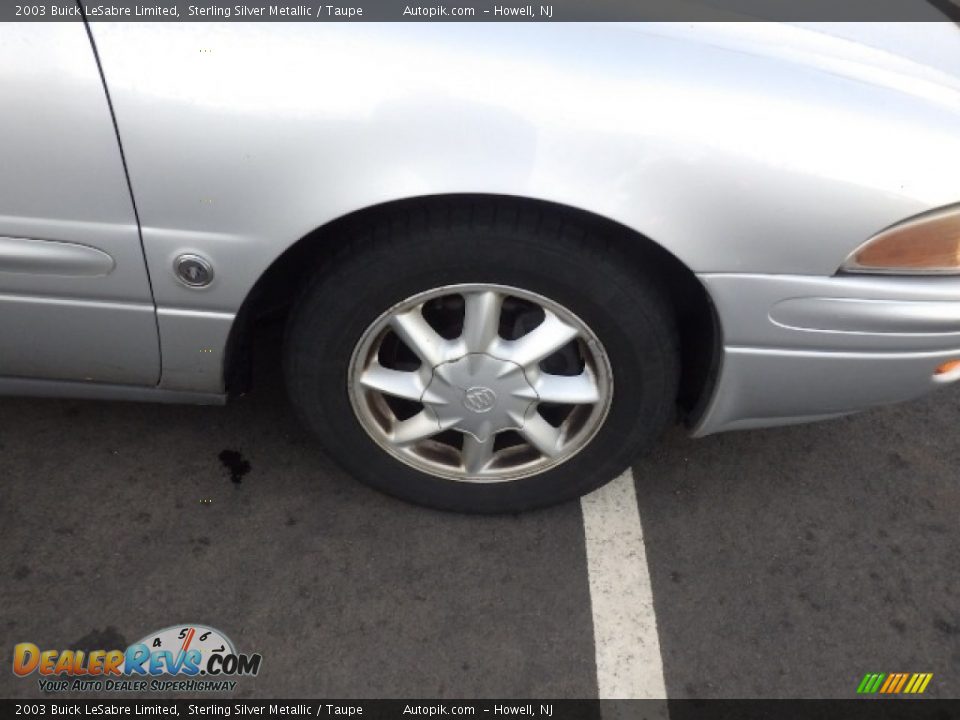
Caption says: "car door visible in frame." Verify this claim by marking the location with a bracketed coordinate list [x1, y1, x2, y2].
[0, 22, 159, 386]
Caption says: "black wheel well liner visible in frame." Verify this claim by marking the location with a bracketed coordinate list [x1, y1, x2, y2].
[223, 194, 721, 424]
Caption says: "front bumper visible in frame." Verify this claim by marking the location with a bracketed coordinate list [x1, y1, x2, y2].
[692, 274, 960, 436]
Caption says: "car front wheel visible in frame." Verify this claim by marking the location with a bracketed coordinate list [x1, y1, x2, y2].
[284, 203, 679, 513]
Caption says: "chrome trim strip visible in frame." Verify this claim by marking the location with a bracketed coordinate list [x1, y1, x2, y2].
[156, 307, 235, 320]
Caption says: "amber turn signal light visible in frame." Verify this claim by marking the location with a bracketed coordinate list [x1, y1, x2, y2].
[843, 205, 960, 274]
[935, 359, 960, 376]
[933, 359, 960, 384]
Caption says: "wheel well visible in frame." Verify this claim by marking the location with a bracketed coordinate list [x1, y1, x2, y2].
[224, 194, 720, 423]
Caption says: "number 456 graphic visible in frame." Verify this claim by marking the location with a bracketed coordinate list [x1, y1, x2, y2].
[144, 625, 233, 656]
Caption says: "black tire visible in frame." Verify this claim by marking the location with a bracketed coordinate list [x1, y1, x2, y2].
[284, 201, 679, 513]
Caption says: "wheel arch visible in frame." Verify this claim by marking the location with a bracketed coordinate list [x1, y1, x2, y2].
[224, 194, 721, 424]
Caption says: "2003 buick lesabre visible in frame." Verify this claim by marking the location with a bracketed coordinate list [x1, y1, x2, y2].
[3, 21, 959, 511]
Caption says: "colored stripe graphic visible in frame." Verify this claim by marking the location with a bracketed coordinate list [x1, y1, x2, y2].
[904, 673, 934, 694]
[879, 674, 897, 693]
[857, 672, 932, 694]
[857, 673, 885, 694]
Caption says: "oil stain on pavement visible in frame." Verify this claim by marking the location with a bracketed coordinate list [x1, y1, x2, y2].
[219, 449, 251, 484]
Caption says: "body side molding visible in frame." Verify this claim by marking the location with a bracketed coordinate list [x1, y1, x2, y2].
[0, 236, 115, 276]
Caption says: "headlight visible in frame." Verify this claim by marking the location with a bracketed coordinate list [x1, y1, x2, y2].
[841, 204, 960, 274]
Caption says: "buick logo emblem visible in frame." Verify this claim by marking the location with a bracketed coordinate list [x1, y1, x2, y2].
[463, 387, 497, 413]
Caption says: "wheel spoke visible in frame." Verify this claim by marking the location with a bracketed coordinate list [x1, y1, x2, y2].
[500, 311, 579, 368]
[461, 290, 503, 353]
[519, 412, 563, 458]
[389, 308, 450, 367]
[358, 362, 426, 401]
[461, 434, 496, 474]
[391, 410, 442, 445]
[534, 370, 600, 405]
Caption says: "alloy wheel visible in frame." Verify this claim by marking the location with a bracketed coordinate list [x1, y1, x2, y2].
[348, 284, 613, 482]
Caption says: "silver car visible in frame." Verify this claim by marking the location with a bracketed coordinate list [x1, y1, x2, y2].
[3, 21, 959, 511]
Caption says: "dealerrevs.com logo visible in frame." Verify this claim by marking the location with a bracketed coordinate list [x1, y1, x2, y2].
[13, 624, 262, 693]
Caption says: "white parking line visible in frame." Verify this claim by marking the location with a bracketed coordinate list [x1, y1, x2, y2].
[581, 469, 667, 700]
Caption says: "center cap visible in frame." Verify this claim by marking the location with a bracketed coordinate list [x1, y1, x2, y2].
[463, 387, 497, 414]
[422, 354, 538, 442]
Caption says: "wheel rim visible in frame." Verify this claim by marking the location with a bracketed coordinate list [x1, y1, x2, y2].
[347, 283, 613, 483]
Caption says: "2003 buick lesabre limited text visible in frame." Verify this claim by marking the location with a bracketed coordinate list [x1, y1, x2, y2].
[27, 4, 181, 16]
[3, 22, 960, 512]
[24, 704, 178, 715]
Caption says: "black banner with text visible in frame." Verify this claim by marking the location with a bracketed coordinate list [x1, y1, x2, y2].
[3, 699, 960, 720]
[3, 0, 960, 22]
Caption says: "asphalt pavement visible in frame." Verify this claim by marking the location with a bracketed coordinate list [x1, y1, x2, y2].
[2, 329, 958, 699]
